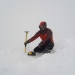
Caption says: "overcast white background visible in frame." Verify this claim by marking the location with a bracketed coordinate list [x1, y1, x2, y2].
[0, 0, 75, 50]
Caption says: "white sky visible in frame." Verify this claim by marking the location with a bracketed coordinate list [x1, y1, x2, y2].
[0, 0, 75, 50]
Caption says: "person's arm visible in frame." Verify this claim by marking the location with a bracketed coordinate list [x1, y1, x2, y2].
[24, 31, 40, 46]
[28, 31, 40, 43]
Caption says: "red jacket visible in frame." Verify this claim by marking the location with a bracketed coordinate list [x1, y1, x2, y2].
[28, 28, 54, 44]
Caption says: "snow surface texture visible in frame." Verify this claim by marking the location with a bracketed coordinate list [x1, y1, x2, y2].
[0, 38, 75, 75]
[0, 0, 75, 75]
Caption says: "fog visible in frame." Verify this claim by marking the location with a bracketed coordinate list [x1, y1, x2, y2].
[0, 0, 75, 50]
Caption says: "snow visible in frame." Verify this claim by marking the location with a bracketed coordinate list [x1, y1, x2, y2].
[0, 38, 75, 75]
[0, 0, 75, 75]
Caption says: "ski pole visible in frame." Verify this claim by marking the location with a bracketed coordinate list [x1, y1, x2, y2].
[24, 31, 29, 53]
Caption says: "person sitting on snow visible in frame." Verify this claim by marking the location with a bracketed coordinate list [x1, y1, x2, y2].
[24, 21, 54, 56]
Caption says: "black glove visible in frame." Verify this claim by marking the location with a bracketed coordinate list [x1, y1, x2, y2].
[24, 40, 29, 47]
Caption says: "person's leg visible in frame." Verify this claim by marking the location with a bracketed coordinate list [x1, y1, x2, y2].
[34, 45, 46, 53]
[28, 45, 46, 56]
[44, 40, 54, 53]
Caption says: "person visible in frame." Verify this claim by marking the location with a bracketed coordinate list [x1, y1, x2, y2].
[24, 21, 54, 56]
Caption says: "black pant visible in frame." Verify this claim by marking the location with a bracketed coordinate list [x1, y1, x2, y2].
[34, 40, 54, 53]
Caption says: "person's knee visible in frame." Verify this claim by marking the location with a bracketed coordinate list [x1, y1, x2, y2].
[50, 46, 53, 50]
[34, 47, 37, 52]
[52, 43, 54, 47]
[46, 42, 54, 51]
[50, 43, 54, 50]
[48, 41, 54, 47]
[34, 46, 40, 52]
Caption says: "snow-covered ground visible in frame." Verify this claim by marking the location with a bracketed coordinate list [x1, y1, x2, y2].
[0, 0, 75, 75]
[0, 38, 75, 75]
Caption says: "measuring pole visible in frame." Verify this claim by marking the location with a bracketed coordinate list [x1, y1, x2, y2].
[24, 31, 29, 53]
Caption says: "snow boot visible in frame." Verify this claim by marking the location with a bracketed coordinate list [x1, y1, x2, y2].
[28, 51, 36, 56]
